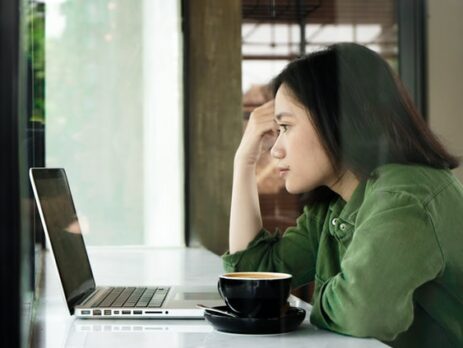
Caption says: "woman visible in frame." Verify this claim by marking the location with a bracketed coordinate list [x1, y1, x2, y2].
[222, 43, 463, 347]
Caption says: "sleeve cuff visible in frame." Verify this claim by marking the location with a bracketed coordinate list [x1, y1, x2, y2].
[221, 229, 279, 272]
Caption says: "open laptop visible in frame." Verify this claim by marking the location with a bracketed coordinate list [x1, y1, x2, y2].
[29, 168, 224, 319]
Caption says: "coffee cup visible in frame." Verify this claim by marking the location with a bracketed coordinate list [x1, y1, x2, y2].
[217, 272, 292, 318]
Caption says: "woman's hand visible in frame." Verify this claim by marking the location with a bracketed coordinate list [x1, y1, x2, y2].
[235, 100, 276, 166]
[229, 101, 275, 253]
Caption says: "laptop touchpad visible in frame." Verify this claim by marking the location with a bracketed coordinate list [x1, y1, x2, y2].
[174, 292, 222, 301]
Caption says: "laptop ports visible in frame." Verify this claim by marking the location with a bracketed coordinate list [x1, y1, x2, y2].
[93, 310, 102, 316]
[104, 310, 111, 315]
[121, 310, 131, 315]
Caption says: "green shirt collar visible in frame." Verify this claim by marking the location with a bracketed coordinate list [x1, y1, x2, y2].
[328, 179, 367, 225]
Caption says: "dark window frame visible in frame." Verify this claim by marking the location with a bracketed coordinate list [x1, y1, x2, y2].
[0, 0, 23, 345]
[397, 0, 428, 119]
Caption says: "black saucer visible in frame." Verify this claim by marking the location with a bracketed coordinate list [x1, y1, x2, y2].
[203, 306, 306, 334]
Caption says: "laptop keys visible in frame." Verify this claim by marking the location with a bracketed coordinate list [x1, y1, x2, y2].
[111, 287, 136, 307]
[90, 286, 170, 309]
[123, 287, 146, 307]
[98, 287, 124, 307]
[147, 288, 169, 308]
[86, 287, 112, 308]
[135, 288, 156, 307]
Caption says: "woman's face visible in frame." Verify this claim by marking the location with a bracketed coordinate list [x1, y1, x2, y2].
[271, 84, 337, 194]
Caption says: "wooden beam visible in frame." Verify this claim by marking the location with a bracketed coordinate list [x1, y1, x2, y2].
[185, 0, 243, 254]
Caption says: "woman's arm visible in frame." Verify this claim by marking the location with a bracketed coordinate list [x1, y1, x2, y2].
[310, 190, 444, 341]
[228, 160, 262, 254]
[229, 100, 275, 254]
[223, 204, 327, 288]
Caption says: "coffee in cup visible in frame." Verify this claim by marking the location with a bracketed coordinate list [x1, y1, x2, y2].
[217, 272, 292, 318]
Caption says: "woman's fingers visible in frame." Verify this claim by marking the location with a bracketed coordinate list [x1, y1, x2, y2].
[251, 100, 274, 119]
[248, 100, 275, 133]
[236, 100, 276, 165]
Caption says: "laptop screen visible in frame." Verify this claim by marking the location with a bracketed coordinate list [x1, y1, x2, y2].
[30, 168, 95, 313]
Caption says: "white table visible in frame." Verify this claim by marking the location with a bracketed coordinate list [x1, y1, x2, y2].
[32, 247, 388, 347]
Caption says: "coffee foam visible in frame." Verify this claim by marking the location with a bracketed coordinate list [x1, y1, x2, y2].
[221, 272, 292, 280]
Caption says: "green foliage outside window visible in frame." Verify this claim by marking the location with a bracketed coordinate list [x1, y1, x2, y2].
[28, 2, 45, 124]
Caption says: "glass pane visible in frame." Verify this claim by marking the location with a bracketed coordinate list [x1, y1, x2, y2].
[241, 0, 398, 302]
[242, 0, 398, 229]
[43, 0, 184, 246]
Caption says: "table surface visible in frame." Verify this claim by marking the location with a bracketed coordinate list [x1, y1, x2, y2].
[32, 246, 388, 348]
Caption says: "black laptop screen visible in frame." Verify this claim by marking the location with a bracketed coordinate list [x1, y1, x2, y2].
[30, 168, 95, 313]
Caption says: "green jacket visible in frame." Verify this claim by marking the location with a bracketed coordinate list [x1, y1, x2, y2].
[222, 164, 463, 347]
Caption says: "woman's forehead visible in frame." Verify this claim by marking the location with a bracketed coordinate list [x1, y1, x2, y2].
[275, 86, 308, 118]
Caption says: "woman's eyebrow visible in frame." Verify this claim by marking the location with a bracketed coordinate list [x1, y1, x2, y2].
[275, 112, 294, 121]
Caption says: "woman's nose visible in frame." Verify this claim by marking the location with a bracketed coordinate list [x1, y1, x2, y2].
[270, 139, 284, 159]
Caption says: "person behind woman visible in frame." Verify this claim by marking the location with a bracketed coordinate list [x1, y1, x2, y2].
[223, 43, 463, 348]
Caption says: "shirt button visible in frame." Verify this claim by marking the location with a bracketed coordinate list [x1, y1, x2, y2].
[331, 218, 339, 226]
[339, 223, 347, 231]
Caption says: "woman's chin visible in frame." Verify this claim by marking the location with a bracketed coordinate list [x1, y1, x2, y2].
[286, 180, 319, 195]
[285, 183, 304, 195]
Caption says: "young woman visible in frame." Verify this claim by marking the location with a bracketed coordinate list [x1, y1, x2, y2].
[223, 43, 463, 348]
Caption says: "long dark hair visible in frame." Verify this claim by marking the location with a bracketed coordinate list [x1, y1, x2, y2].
[272, 43, 459, 202]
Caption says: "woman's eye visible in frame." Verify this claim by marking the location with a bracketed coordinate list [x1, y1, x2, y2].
[278, 125, 288, 133]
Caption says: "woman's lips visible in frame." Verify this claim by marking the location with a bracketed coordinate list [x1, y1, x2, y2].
[278, 168, 289, 177]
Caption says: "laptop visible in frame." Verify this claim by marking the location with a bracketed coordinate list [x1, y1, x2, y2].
[29, 168, 224, 319]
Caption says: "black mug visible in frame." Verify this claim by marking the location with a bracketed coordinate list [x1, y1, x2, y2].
[217, 272, 292, 318]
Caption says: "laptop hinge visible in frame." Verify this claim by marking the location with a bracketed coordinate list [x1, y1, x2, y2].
[71, 287, 97, 308]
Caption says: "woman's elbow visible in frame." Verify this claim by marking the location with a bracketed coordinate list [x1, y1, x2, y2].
[339, 305, 413, 341]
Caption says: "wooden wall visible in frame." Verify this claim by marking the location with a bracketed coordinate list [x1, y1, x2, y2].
[185, 0, 242, 255]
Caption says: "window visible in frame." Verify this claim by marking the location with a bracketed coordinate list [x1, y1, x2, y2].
[42, 0, 184, 246]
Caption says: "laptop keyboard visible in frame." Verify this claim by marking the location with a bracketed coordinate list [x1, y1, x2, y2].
[91, 287, 170, 308]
